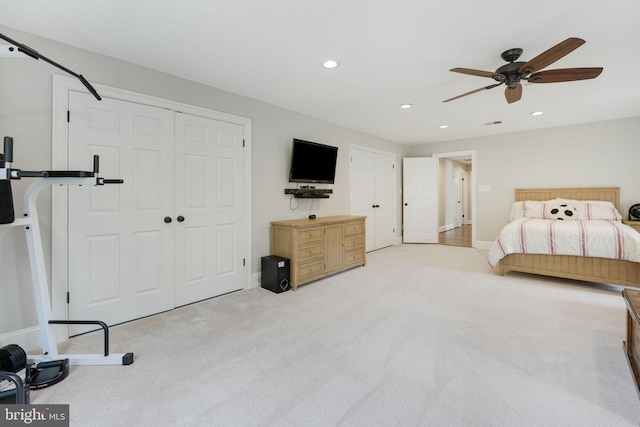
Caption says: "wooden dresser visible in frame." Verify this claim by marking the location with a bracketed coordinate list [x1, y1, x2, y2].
[623, 289, 640, 398]
[270, 215, 366, 290]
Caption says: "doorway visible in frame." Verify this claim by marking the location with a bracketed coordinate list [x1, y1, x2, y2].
[433, 151, 476, 248]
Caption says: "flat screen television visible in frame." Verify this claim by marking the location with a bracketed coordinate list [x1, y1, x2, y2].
[288, 139, 338, 184]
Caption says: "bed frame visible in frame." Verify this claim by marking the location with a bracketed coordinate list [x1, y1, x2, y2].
[496, 187, 640, 288]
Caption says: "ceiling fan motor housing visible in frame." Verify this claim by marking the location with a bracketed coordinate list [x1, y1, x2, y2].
[501, 48, 523, 62]
[495, 61, 526, 82]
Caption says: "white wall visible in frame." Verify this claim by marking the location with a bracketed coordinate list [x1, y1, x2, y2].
[407, 116, 640, 244]
[0, 26, 407, 347]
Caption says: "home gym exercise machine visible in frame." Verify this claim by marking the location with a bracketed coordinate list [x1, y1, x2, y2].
[1, 135, 133, 365]
[0, 32, 133, 402]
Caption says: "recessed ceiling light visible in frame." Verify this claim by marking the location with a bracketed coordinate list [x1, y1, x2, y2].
[399, 103, 413, 109]
[322, 60, 339, 69]
[439, 125, 448, 129]
[531, 111, 544, 116]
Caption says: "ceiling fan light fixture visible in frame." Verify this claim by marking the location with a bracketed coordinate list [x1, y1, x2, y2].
[444, 37, 602, 104]
[322, 59, 339, 69]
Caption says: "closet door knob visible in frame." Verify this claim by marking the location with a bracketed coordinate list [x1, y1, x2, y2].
[177, 216, 185, 222]
[164, 216, 172, 223]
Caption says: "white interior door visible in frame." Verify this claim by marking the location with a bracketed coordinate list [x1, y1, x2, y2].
[373, 152, 395, 249]
[350, 146, 395, 252]
[174, 113, 244, 306]
[453, 168, 463, 228]
[350, 148, 375, 252]
[68, 93, 245, 327]
[403, 157, 438, 243]
[68, 92, 175, 328]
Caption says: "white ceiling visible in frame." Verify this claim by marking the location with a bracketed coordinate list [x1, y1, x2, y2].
[1, 0, 639, 144]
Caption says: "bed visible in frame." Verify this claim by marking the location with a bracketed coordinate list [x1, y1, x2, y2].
[489, 187, 640, 288]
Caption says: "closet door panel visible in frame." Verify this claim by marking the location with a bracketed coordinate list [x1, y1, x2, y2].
[174, 113, 244, 306]
[68, 92, 175, 332]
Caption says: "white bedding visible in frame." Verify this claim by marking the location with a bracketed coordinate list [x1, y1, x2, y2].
[487, 217, 640, 268]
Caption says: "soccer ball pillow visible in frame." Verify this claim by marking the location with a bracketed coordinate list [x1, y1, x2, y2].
[547, 204, 578, 220]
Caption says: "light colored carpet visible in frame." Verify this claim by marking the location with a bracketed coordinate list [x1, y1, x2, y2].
[30, 244, 640, 426]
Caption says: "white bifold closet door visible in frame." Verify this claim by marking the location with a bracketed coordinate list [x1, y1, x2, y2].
[67, 92, 244, 329]
[173, 112, 244, 306]
[350, 147, 395, 252]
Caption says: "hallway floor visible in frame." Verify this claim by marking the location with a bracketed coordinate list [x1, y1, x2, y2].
[438, 224, 472, 247]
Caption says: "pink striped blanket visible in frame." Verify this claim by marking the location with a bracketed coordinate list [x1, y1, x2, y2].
[487, 218, 640, 268]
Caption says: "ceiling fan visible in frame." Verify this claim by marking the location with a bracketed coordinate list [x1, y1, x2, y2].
[443, 37, 603, 104]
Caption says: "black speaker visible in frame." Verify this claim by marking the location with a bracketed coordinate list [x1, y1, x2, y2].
[261, 255, 290, 293]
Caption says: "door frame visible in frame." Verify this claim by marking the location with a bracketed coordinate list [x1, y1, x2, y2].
[50, 76, 252, 341]
[432, 150, 476, 248]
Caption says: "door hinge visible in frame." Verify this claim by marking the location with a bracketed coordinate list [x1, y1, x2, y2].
[66, 292, 70, 304]
[67, 110, 70, 123]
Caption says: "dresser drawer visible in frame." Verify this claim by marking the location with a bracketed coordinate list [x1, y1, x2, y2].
[345, 248, 364, 267]
[298, 242, 324, 263]
[344, 234, 364, 250]
[297, 227, 324, 244]
[297, 259, 324, 282]
[344, 221, 364, 236]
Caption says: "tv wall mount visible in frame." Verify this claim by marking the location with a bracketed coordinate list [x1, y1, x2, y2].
[284, 188, 333, 199]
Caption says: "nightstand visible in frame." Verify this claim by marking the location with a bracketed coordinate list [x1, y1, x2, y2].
[623, 220, 640, 233]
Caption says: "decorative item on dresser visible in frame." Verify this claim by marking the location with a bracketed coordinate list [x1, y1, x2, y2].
[270, 215, 366, 290]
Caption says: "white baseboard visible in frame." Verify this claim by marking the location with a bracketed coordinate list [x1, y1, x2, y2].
[439, 224, 456, 233]
[0, 326, 42, 353]
[250, 272, 261, 289]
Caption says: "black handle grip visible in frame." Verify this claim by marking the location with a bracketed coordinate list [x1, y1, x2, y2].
[16, 170, 49, 178]
[102, 179, 124, 184]
[177, 216, 185, 222]
[164, 217, 172, 224]
[3, 136, 13, 163]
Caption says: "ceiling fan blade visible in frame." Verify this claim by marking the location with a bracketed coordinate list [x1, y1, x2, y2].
[528, 67, 603, 83]
[450, 67, 504, 80]
[443, 83, 502, 103]
[519, 37, 585, 74]
[505, 83, 522, 104]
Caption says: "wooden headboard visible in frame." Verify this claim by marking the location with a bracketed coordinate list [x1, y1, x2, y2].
[515, 187, 620, 212]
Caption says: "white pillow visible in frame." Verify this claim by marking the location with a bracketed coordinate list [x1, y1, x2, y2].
[510, 198, 622, 221]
